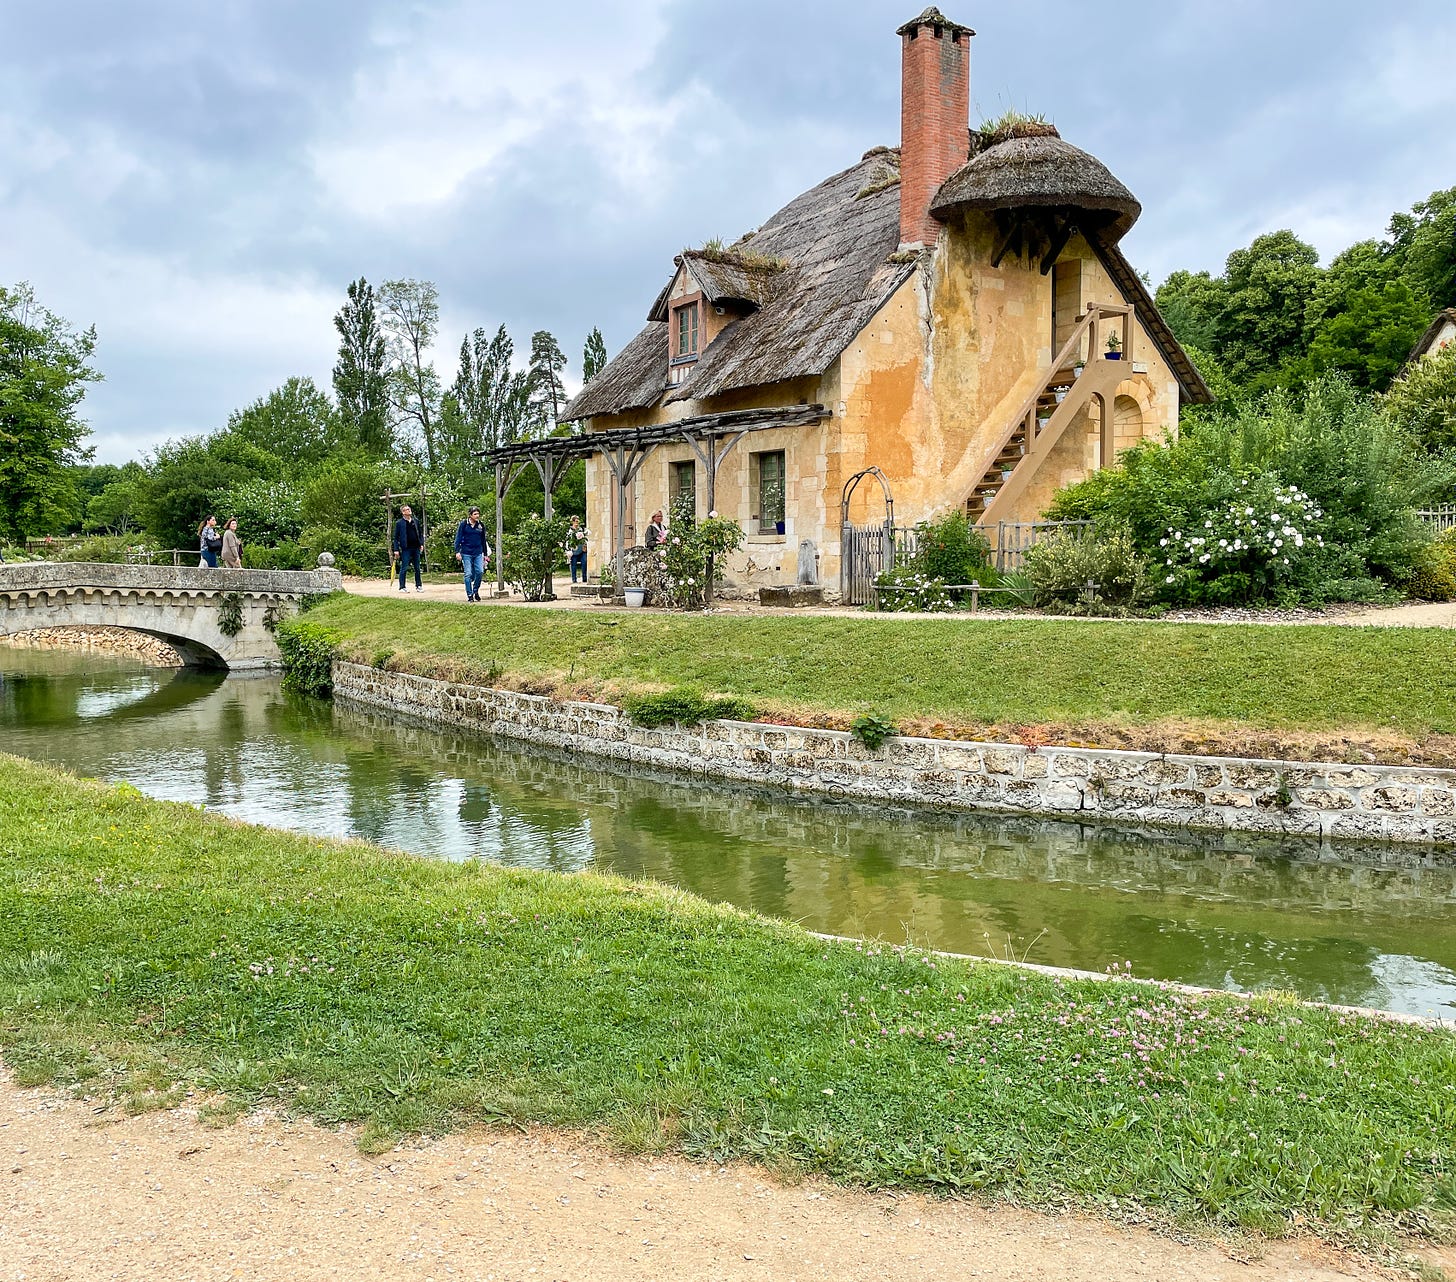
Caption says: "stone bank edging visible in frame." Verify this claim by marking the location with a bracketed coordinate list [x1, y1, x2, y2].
[332, 662, 1456, 846]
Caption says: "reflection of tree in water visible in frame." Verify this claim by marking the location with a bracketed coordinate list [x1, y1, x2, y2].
[7, 651, 1455, 1013]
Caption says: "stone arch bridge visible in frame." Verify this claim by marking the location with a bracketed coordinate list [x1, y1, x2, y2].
[0, 563, 343, 669]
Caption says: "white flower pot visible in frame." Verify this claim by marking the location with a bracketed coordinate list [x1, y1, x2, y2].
[623, 587, 647, 608]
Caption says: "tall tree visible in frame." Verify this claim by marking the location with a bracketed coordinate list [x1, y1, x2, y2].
[332, 278, 391, 456]
[228, 376, 346, 466]
[452, 324, 532, 457]
[1217, 230, 1322, 390]
[0, 283, 98, 541]
[582, 327, 608, 386]
[1388, 186, 1456, 308]
[526, 329, 567, 437]
[379, 278, 442, 467]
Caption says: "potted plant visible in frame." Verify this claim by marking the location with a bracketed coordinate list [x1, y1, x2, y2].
[1105, 332, 1122, 360]
[623, 585, 647, 608]
[1073, 359, 1085, 379]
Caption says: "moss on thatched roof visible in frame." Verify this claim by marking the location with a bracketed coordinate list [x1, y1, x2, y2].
[931, 126, 1141, 239]
[895, 7, 974, 37]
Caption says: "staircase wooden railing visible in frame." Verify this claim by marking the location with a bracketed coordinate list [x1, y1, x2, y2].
[962, 303, 1135, 525]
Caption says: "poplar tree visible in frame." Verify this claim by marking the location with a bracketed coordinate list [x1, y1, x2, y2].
[331, 278, 391, 456]
[582, 327, 608, 385]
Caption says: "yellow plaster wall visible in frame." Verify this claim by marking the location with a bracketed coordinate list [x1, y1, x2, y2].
[581, 226, 1188, 592]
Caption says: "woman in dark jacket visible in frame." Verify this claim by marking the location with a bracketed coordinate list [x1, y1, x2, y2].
[198, 515, 223, 568]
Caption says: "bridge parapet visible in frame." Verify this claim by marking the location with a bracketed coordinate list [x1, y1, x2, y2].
[0, 563, 344, 669]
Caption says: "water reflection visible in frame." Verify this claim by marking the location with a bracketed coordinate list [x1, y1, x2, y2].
[2, 647, 1454, 1018]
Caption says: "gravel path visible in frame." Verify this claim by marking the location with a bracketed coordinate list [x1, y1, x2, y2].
[341, 578, 1456, 628]
[2, 1077, 1442, 1281]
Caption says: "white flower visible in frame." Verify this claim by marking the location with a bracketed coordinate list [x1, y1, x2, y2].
[1219, 539, 1228, 548]
[1159, 538, 1168, 547]
[1199, 554, 1210, 564]
[1165, 575, 1175, 584]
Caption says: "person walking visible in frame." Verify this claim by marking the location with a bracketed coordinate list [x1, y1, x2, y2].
[566, 515, 588, 583]
[392, 504, 424, 592]
[198, 515, 223, 568]
[454, 506, 490, 602]
[220, 517, 243, 569]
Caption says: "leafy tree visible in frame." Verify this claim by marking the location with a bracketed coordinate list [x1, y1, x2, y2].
[227, 376, 345, 466]
[526, 329, 567, 436]
[451, 324, 530, 463]
[332, 278, 392, 456]
[0, 283, 98, 540]
[1217, 231, 1322, 390]
[380, 278, 442, 468]
[1155, 270, 1225, 353]
[211, 476, 304, 545]
[582, 327, 608, 386]
[1384, 342, 1456, 454]
[1299, 281, 1431, 391]
[138, 433, 284, 549]
[1388, 186, 1456, 308]
[85, 463, 146, 534]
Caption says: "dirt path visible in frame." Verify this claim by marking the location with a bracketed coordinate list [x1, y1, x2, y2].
[2, 1079, 1443, 1281]
[341, 577, 1456, 628]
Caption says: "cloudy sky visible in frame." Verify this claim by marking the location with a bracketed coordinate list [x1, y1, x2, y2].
[3, 0, 1453, 463]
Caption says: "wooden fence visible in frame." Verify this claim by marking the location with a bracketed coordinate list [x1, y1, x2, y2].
[989, 520, 1094, 571]
[1418, 505, 1456, 533]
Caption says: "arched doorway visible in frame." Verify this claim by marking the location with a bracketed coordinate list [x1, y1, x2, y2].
[1112, 395, 1144, 461]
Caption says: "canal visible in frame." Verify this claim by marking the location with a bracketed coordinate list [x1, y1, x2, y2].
[2, 646, 1454, 1019]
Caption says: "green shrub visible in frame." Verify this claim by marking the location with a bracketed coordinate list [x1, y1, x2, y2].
[242, 541, 308, 571]
[49, 535, 138, 564]
[911, 509, 990, 584]
[299, 525, 381, 577]
[657, 496, 745, 609]
[275, 619, 340, 698]
[1046, 374, 1452, 604]
[1024, 530, 1151, 615]
[624, 688, 755, 727]
[1408, 530, 1456, 602]
[850, 712, 898, 751]
[502, 513, 569, 602]
[874, 565, 956, 612]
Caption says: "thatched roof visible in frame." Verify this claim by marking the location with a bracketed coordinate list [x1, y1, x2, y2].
[564, 149, 916, 420]
[645, 250, 787, 322]
[1408, 308, 1456, 362]
[930, 126, 1141, 239]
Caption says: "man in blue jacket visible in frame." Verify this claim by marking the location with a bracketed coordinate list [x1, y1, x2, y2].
[392, 504, 424, 591]
[454, 506, 491, 602]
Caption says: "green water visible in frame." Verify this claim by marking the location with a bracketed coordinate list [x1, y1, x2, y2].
[3, 647, 1454, 1019]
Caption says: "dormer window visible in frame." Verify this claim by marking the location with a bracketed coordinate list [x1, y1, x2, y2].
[675, 301, 700, 359]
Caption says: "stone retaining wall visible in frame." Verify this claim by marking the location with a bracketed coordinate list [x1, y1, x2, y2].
[333, 662, 1456, 846]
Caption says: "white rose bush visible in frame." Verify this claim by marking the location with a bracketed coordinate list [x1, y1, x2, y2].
[1158, 476, 1324, 604]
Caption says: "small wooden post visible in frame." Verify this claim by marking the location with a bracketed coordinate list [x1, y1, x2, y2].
[494, 463, 506, 596]
[970, 580, 980, 614]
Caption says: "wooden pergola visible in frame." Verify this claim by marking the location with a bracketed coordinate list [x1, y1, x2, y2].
[479, 404, 829, 598]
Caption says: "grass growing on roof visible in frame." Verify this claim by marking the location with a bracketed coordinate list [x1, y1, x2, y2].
[301, 595, 1456, 744]
[0, 753, 1452, 1239]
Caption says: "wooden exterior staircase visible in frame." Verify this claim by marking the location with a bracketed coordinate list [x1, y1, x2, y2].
[963, 303, 1135, 527]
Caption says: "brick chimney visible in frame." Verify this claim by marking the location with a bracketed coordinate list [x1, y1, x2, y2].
[897, 8, 974, 249]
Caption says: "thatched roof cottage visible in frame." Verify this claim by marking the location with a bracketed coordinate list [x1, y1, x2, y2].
[557, 8, 1210, 598]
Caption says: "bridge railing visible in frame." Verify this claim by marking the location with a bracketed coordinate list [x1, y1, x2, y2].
[126, 548, 202, 567]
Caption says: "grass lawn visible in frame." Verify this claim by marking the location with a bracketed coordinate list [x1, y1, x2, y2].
[305, 595, 1456, 753]
[1, 753, 1452, 1240]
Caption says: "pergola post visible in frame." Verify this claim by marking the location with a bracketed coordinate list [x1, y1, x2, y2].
[601, 439, 657, 601]
[531, 454, 562, 599]
[493, 459, 529, 596]
[682, 428, 749, 607]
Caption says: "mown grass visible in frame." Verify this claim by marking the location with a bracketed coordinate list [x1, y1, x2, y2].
[0, 753, 1452, 1241]
[308, 595, 1456, 742]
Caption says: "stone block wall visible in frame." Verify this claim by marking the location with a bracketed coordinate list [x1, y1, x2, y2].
[333, 662, 1456, 847]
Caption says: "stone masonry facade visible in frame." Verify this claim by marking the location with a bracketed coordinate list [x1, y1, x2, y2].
[334, 663, 1456, 847]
